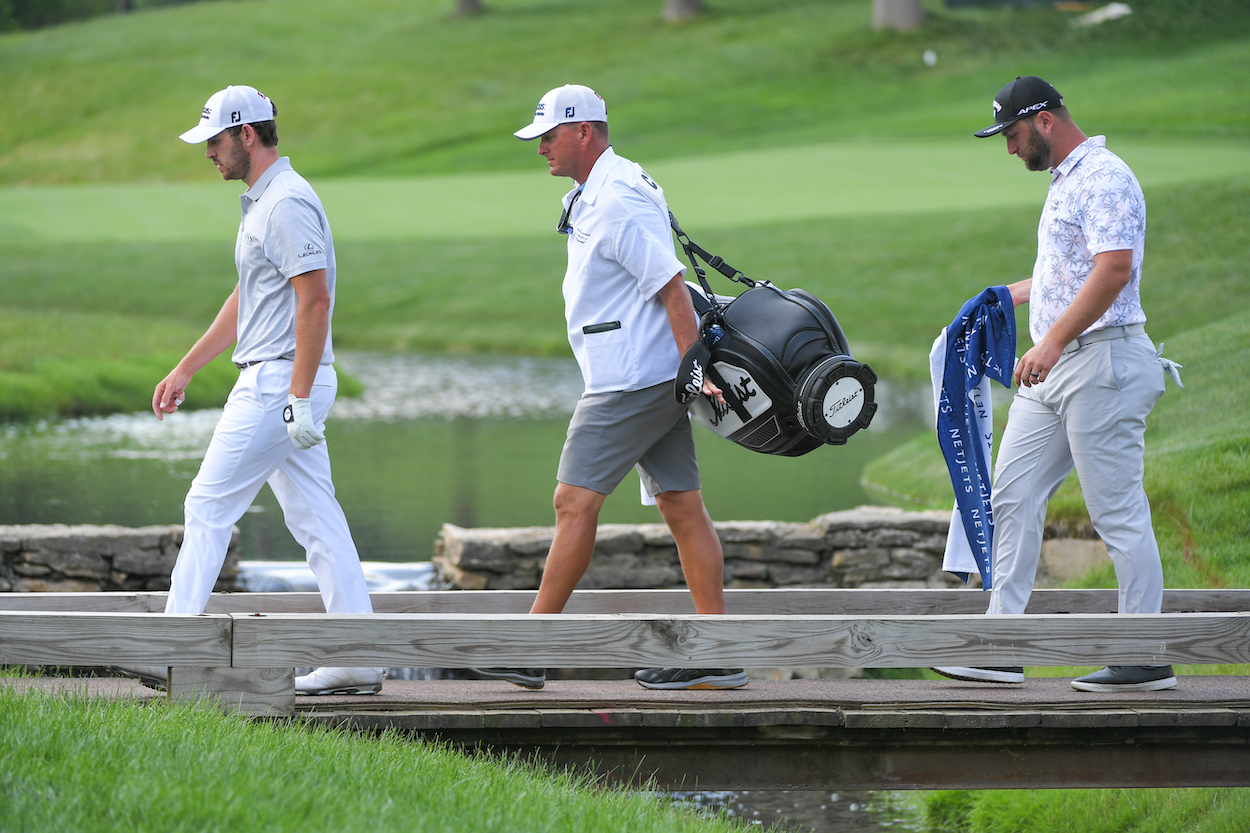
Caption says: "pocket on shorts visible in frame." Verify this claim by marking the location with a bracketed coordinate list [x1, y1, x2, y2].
[1110, 337, 1165, 404]
[583, 327, 630, 390]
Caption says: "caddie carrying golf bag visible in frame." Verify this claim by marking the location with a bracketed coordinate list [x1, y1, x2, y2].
[671, 213, 877, 457]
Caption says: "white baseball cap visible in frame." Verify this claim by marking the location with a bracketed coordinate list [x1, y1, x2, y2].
[514, 84, 608, 141]
[179, 85, 275, 144]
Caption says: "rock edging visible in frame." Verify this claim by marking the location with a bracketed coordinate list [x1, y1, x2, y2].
[0, 524, 240, 593]
[435, 505, 965, 591]
[434, 505, 1109, 592]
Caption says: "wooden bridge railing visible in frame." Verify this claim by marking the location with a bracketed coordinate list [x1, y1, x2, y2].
[3, 589, 1249, 717]
[4, 586, 1250, 615]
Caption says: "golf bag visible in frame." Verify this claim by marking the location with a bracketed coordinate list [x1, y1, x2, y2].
[672, 213, 877, 457]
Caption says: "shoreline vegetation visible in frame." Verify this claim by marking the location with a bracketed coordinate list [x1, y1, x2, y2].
[2, 1, 1248, 831]
[0, 677, 744, 833]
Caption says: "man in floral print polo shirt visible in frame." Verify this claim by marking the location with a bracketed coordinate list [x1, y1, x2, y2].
[933, 76, 1178, 693]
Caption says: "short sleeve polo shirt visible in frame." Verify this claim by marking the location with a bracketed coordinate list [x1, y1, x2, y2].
[233, 157, 336, 366]
[1029, 136, 1147, 345]
[560, 147, 688, 394]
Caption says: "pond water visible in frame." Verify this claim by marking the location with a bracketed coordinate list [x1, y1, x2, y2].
[0, 352, 930, 562]
[669, 789, 924, 832]
[0, 352, 931, 831]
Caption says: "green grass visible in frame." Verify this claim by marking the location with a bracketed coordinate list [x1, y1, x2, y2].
[922, 788, 1250, 833]
[0, 0, 1247, 186]
[0, 307, 240, 420]
[0, 682, 736, 833]
[4, 173, 1246, 388]
[0, 306, 360, 420]
[1, 0, 1247, 413]
[7, 139, 1250, 244]
[2, 2, 1249, 831]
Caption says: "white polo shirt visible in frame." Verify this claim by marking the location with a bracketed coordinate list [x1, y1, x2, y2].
[561, 147, 688, 394]
[1029, 136, 1147, 345]
[233, 157, 336, 366]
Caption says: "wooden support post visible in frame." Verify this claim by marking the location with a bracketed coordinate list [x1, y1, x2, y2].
[168, 667, 295, 717]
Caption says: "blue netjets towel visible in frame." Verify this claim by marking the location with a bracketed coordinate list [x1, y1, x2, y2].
[928, 286, 1016, 588]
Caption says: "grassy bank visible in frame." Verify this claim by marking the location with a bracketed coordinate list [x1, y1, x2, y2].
[0, 308, 239, 420]
[0, 0, 1246, 185]
[0, 682, 735, 833]
[922, 788, 1250, 833]
[2, 2, 1248, 831]
[2, 173, 1245, 416]
[2, 0, 1247, 418]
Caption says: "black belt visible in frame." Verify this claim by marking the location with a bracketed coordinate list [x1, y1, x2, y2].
[234, 357, 292, 370]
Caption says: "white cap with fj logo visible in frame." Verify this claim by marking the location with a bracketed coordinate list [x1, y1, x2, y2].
[514, 84, 608, 140]
[179, 85, 275, 144]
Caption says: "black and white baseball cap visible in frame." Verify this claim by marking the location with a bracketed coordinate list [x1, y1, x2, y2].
[514, 84, 608, 141]
[179, 85, 275, 144]
[974, 76, 1063, 138]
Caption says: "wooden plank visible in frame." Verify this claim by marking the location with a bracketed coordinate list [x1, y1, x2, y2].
[0, 611, 232, 666]
[0, 592, 165, 612]
[539, 709, 644, 729]
[482, 711, 544, 729]
[1133, 709, 1242, 728]
[168, 667, 295, 717]
[638, 710, 747, 729]
[228, 611, 1250, 669]
[3, 588, 1248, 615]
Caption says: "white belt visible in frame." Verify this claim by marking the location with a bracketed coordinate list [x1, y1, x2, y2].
[1063, 323, 1145, 355]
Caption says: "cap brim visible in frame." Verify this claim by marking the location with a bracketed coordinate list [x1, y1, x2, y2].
[179, 123, 227, 144]
[514, 121, 559, 141]
[973, 119, 1015, 138]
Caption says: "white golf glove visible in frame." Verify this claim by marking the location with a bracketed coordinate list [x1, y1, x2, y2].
[1155, 343, 1184, 388]
[284, 394, 325, 449]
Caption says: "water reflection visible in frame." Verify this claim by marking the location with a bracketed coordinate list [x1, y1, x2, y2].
[664, 789, 922, 832]
[0, 352, 930, 561]
[329, 352, 585, 421]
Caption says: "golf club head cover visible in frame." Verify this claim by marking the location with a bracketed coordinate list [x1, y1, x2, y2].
[284, 394, 325, 450]
[675, 340, 712, 405]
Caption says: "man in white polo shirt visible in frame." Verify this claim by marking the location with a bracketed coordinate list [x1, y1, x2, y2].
[933, 76, 1177, 693]
[473, 84, 746, 692]
[110, 86, 380, 697]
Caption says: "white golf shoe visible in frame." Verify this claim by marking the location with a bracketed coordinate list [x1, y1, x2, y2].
[295, 667, 383, 695]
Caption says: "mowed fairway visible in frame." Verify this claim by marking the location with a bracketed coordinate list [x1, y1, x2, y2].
[3, 139, 1248, 376]
[4, 139, 1250, 242]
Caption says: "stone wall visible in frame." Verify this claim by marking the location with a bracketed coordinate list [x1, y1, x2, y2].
[0, 510, 1104, 596]
[435, 506, 961, 591]
[0, 524, 240, 593]
[433, 505, 1108, 592]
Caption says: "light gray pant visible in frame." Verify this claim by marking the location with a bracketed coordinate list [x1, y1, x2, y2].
[987, 333, 1166, 615]
[165, 361, 373, 616]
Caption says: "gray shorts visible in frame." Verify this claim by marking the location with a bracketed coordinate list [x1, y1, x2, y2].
[557, 381, 700, 497]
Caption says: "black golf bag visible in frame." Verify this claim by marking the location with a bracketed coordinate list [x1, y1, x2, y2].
[672, 213, 877, 457]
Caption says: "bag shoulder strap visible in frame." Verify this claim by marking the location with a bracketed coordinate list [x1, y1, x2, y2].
[670, 212, 758, 311]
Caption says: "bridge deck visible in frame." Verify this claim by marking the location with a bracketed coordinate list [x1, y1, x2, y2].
[8, 673, 1249, 790]
[5, 589, 1249, 789]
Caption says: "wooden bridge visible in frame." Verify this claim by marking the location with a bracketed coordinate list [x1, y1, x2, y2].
[3, 588, 1249, 790]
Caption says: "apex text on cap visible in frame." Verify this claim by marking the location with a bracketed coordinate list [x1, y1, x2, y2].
[974, 76, 1063, 138]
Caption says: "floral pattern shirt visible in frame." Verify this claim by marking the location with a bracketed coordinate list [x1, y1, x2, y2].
[1029, 136, 1147, 345]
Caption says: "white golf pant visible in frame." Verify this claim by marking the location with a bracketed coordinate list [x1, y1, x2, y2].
[165, 360, 373, 616]
[987, 332, 1166, 616]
